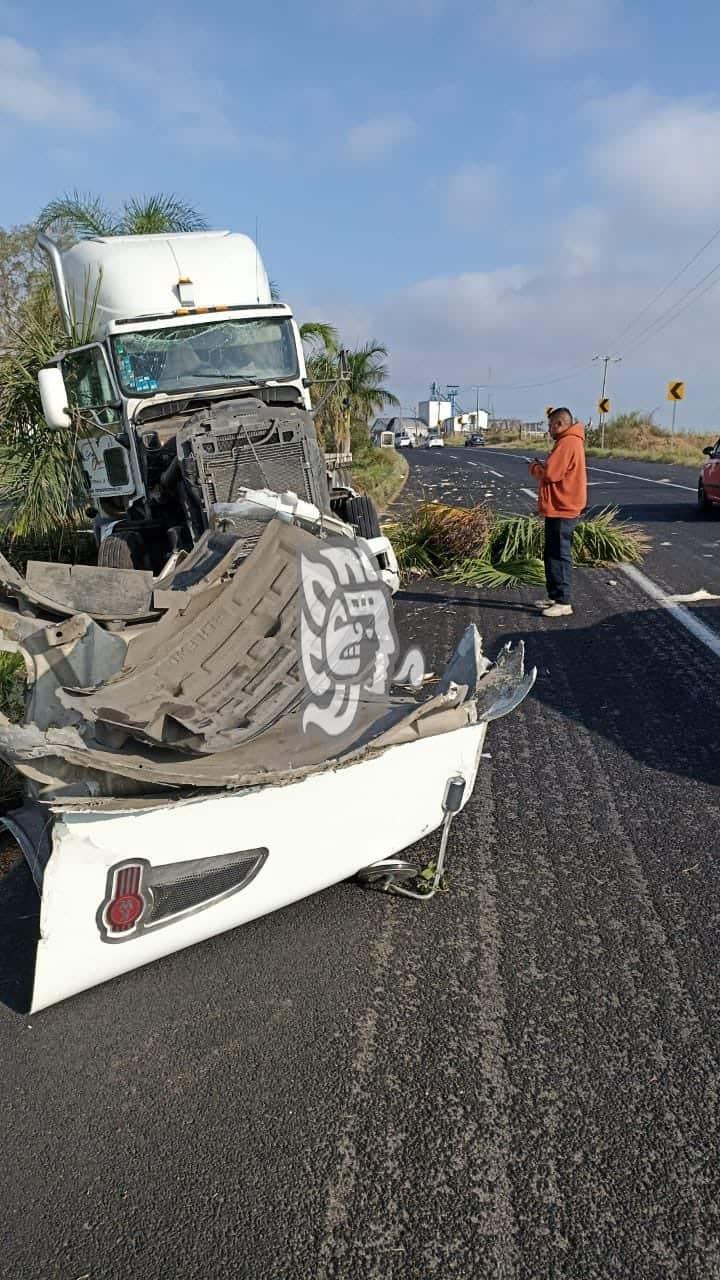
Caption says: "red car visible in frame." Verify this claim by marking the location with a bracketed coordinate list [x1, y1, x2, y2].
[699, 440, 720, 513]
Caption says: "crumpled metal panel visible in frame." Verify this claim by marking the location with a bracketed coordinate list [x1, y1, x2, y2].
[23, 562, 157, 622]
[0, 631, 532, 805]
[58, 521, 311, 753]
[0, 517, 537, 806]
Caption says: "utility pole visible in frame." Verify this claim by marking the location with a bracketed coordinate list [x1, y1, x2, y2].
[446, 385, 459, 435]
[593, 354, 621, 449]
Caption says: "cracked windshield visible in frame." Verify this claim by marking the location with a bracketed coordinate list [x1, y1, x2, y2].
[111, 316, 298, 393]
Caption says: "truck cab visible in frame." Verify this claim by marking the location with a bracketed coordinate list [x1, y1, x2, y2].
[37, 231, 345, 571]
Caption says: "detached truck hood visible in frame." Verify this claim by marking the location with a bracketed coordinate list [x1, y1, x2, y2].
[0, 516, 535, 1011]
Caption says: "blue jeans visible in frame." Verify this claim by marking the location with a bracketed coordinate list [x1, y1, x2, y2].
[544, 517, 576, 605]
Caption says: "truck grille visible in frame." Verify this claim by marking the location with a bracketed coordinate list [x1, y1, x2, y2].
[179, 400, 330, 544]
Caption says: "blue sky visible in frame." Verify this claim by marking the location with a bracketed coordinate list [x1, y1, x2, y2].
[4, 0, 720, 426]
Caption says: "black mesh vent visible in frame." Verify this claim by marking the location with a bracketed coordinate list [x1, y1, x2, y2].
[151, 853, 265, 920]
[104, 447, 130, 488]
[203, 443, 311, 503]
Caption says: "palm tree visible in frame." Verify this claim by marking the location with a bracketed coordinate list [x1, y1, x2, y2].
[37, 191, 207, 240]
[346, 342, 399, 428]
[307, 338, 399, 453]
[299, 321, 339, 354]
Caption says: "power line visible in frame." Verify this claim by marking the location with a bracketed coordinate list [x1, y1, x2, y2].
[455, 361, 594, 395]
[435, 229, 720, 400]
[618, 257, 720, 357]
[605, 220, 720, 350]
[622, 269, 720, 357]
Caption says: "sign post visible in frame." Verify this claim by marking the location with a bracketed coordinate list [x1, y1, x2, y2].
[667, 381, 685, 437]
[593, 354, 621, 449]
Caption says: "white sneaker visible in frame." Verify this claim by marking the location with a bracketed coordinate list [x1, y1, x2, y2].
[534, 598, 555, 610]
[542, 603, 573, 617]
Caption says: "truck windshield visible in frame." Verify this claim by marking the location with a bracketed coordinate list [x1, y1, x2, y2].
[111, 317, 299, 395]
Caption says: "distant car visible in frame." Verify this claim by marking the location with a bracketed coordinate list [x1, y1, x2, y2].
[698, 439, 720, 512]
[395, 434, 413, 448]
[464, 433, 485, 447]
[426, 436, 444, 448]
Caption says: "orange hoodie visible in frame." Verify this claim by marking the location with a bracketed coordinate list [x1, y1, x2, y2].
[531, 422, 587, 518]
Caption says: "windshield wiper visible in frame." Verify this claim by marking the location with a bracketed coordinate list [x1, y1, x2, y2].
[182, 372, 271, 383]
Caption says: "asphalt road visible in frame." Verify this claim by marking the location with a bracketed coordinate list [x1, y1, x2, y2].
[1, 446, 720, 1279]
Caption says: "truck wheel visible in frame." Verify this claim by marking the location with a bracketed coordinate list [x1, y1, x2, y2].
[342, 496, 381, 540]
[98, 531, 141, 570]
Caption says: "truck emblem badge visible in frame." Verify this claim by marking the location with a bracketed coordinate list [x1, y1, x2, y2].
[97, 849, 268, 943]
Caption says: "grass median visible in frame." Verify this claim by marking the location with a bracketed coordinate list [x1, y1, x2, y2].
[351, 440, 409, 512]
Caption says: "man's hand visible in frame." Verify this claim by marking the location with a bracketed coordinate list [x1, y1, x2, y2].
[529, 460, 544, 479]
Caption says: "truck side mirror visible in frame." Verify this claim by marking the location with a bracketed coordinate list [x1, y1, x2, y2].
[38, 366, 71, 430]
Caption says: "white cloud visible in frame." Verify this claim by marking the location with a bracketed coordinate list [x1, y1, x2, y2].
[446, 164, 500, 228]
[551, 205, 610, 276]
[590, 92, 720, 222]
[492, 0, 622, 58]
[67, 33, 280, 155]
[0, 37, 116, 129]
[301, 230, 720, 426]
[69, 40, 236, 148]
[347, 113, 416, 161]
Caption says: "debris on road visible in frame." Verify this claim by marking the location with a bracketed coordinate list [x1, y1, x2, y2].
[0, 516, 535, 1011]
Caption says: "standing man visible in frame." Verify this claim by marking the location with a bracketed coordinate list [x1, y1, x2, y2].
[530, 407, 587, 617]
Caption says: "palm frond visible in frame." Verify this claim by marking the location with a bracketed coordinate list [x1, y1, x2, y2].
[572, 507, 649, 564]
[299, 321, 339, 353]
[490, 513, 545, 561]
[121, 195, 208, 235]
[0, 431, 88, 538]
[384, 502, 648, 588]
[38, 190, 117, 238]
[445, 557, 546, 589]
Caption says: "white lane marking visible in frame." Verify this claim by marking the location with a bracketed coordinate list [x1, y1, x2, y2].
[587, 465, 695, 492]
[467, 460, 478, 466]
[520, 488, 537, 501]
[483, 467, 504, 477]
[621, 564, 720, 660]
[482, 449, 697, 493]
[587, 480, 619, 486]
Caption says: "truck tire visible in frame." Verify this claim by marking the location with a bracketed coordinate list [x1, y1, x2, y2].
[342, 496, 381, 540]
[98, 531, 141, 570]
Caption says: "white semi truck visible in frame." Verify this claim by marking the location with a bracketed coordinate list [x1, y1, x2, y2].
[36, 230, 390, 575]
[0, 229, 535, 1011]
